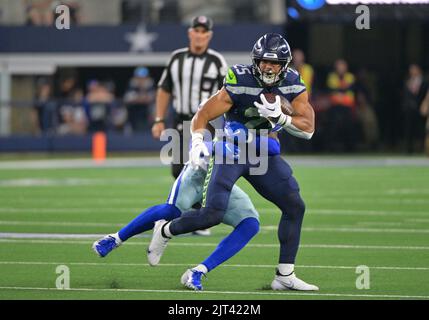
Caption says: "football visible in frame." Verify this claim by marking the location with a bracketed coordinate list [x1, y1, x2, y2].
[262, 93, 295, 116]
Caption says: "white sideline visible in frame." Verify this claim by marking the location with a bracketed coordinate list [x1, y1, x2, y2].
[0, 286, 427, 299]
[0, 156, 428, 170]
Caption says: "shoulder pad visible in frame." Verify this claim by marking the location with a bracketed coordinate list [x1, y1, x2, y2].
[225, 64, 254, 86]
[225, 67, 238, 85]
[285, 67, 305, 86]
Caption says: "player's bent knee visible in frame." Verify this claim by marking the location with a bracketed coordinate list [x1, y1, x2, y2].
[295, 197, 306, 216]
[291, 198, 305, 218]
[282, 192, 306, 220]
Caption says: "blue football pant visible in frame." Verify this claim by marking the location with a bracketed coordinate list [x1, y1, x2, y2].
[170, 154, 306, 264]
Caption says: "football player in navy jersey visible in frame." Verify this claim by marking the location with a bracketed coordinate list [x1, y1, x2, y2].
[149, 33, 318, 291]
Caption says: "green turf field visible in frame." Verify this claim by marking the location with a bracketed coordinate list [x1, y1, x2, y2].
[0, 161, 428, 300]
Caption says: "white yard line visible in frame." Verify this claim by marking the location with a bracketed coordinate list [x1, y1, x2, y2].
[259, 225, 429, 234]
[311, 198, 429, 204]
[302, 227, 429, 234]
[406, 218, 429, 223]
[0, 207, 144, 214]
[0, 220, 428, 233]
[1, 260, 428, 271]
[1, 207, 428, 217]
[0, 220, 124, 228]
[0, 236, 429, 250]
[0, 286, 427, 299]
[0, 178, 162, 187]
[386, 189, 429, 195]
[3, 220, 429, 234]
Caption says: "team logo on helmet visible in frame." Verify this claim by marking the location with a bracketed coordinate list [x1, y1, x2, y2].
[251, 33, 292, 86]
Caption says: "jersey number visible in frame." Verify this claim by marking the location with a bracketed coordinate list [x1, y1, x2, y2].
[233, 65, 252, 75]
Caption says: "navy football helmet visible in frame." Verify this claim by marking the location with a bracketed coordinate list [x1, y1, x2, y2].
[251, 33, 292, 86]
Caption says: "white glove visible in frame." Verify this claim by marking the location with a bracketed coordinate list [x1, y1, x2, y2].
[253, 94, 291, 128]
[189, 132, 210, 170]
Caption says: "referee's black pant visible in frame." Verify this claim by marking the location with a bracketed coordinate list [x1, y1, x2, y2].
[171, 114, 193, 179]
[171, 163, 184, 179]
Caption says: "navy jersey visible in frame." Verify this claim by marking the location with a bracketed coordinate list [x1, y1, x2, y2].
[224, 64, 306, 132]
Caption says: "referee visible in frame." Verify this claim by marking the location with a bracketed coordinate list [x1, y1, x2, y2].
[152, 15, 228, 178]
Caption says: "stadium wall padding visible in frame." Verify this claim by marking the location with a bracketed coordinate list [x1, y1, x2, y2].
[0, 133, 164, 152]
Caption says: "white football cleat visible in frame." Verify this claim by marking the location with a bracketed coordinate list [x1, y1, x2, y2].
[192, 229, 211, 236]
[92, 233, 122, 258]
[147, 219, 170, 266]
[181, 269, 205, 291]
[271, 269, 319, 291]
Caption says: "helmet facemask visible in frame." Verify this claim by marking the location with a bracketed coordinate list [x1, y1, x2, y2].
[252, 58, 290, 86]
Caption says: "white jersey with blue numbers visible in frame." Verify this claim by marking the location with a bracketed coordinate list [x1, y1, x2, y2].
[224, 64, 306, 132]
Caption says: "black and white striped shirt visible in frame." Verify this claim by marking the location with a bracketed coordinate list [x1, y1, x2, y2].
[158, 47, 228, 116]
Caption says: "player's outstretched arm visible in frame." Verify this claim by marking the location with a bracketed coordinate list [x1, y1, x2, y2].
[191, 87, 233, 134]
[189, 87, 233, 170]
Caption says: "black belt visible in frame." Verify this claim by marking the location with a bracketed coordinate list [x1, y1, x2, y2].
[173, 113, 194, 133]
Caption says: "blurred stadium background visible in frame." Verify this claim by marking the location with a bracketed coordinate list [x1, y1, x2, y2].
[0, 0, 429, 301]
[0, 0, 428, 154]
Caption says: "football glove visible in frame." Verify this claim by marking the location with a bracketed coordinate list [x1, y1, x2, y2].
[189, 132, 210, 170]
[254, 94, 291, 128]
